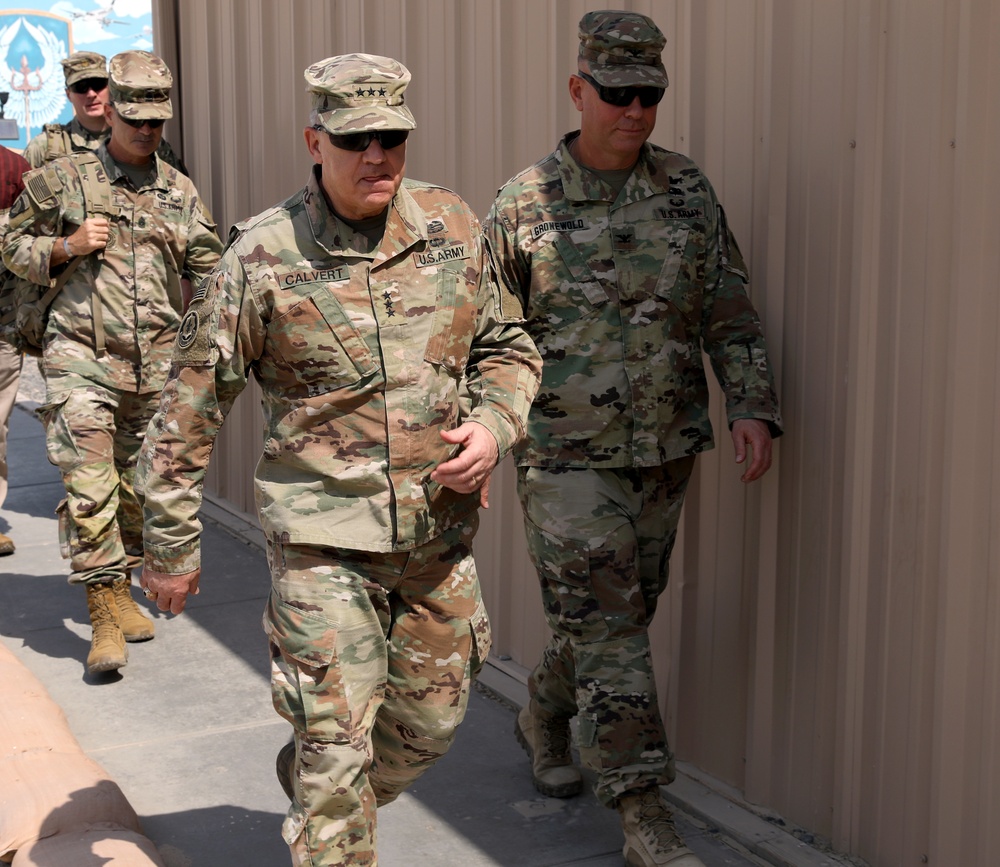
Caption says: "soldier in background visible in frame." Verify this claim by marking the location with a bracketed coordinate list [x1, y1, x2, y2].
[0, 144, 30, 556]
[136, 53, 540, 867]
[486, 11, 782, 867]
[23, 50, 189, 176]
[3, 51, 221, 676]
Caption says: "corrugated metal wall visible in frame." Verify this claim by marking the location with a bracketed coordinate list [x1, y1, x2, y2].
[152, 2, 1000, 865]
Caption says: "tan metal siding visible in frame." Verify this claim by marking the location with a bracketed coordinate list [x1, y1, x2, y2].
[151, 2, 1000, 865]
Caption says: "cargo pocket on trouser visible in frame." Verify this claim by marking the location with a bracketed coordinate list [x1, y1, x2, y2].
[55, 497, 71, 560]
[574, 632, 674, 806]
[264, 591, 378, 865]
[521, 514, 610, 644]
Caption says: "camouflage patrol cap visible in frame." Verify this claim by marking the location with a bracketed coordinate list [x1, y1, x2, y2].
[61, 51, 108, 87]
[305, 53, 416, 134]
[108, 50, 173, 121]
[578, 10, 668, 88]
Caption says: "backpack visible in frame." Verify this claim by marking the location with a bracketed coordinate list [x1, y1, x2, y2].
[0, 152, 114, 357]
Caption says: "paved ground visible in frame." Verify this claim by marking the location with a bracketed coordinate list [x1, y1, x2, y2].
[0, 385, 850, 867]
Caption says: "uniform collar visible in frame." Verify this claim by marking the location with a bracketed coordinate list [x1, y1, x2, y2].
[68, 116, 107, 147]
[556, 131, 660, 206]
[305, 167, 427, 265]
[96, 141, 168, 191]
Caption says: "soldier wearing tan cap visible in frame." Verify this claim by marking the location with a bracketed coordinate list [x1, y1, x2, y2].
[487, 11, 783, 867]
[3, 50, 222, 678]
[22, 49, 188, 176]
[136, 53, 541, 865]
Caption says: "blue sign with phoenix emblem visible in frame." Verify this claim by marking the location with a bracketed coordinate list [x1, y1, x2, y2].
[0, 1, 154, 150]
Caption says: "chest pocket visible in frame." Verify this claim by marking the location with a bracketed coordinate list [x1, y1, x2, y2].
[642, 221, 706, 314]
[424, 266, 477, 374]
[269, 285, 378, 394]
[527, 233, 610, 329]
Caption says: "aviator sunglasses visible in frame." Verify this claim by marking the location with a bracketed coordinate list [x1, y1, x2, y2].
[577, 71, 665, 108]
[69, 77, 107, 95]
[314, 126, 410, 152]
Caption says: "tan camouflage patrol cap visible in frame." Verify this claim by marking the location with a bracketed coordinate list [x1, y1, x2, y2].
[108, 50, 173, 121]
[305, 53, 416, 134]
[578, 10, 668, 88]
[61, 51, 108, 86]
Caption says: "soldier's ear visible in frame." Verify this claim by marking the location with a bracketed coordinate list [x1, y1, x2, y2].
[568, 74, 585, 112]
[303, 127, 324, 164]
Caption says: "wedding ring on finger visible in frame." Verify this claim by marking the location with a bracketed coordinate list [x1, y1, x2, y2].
[142, 587, 156, 599]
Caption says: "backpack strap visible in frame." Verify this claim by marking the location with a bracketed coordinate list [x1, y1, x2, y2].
[42, 124, 72, 164]
[65, 152, 116, 355]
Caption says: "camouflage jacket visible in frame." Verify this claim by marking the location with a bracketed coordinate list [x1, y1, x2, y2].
[2, 143, 221, 392]
[137, 167, 541, 573]
[486, 133, 782, 467]
[23, 116, 190, 176]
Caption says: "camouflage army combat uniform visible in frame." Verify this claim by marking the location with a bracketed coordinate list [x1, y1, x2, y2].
[137, 53, 541, 867]
[2, 52, 221, 676]
[487, 120, 782, 804]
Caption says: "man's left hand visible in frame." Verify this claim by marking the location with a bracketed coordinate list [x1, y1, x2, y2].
[732, 418, 774, 483]
[430, 422, 499, 508]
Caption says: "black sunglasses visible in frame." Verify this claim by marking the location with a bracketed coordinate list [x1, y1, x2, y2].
[577, 71, 665, 108]
[116, 111, 165, 129]
[69, 77, 107, 95]
[314, 127, 409, 152]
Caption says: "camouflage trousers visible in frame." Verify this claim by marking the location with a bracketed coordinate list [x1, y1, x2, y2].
[37, 372, 156, 584]
[265, 515, 490, 867]
[516, 459, 695, 807]
[0, 341, 22, 510]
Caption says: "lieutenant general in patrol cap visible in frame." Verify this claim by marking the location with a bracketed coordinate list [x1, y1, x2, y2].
[108, 50, 173, 121]
[305, 52, 416, 134]
[138, 48, 541, 867]
[578, 9, 669, 88]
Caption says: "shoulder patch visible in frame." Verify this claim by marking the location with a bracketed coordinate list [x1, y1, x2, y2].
[177, 310, 199, 349]
[24, 166, 61, 207]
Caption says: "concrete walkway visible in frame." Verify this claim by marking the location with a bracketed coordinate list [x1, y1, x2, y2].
[0, 392, 850, 867]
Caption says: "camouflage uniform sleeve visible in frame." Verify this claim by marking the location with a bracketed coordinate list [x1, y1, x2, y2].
[701, 201, 783, 436]
[483, 196, 530, 318]
[1, 163, 70, 286]
[21, 134, 48, 170]
[181, 198, 222, 283]
[463, 227, 542, 460]
[137, 245, 266, 574]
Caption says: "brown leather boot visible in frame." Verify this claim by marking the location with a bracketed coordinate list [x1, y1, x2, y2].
[85, 582, 127, 674]
[112, 575, 155, 641]
[617, 787, 705, 867]
[514, 699, 583, 798]
[0, 531, 14, 555]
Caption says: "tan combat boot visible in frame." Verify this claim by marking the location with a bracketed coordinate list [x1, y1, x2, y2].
[514, 700, 583, 798]
[0, 531, 14, 555]
[618, 787, 706, 867]
[85, 582, 128, 674]
[112, 575, 155, 641]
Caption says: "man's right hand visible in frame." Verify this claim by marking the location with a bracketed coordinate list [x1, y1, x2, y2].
[140, 566, 201, 616]
[61, 216, 110, 261]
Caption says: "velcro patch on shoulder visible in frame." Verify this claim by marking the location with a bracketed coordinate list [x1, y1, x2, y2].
[25, 165, 62, 207]
[174, 299, 214, 365]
